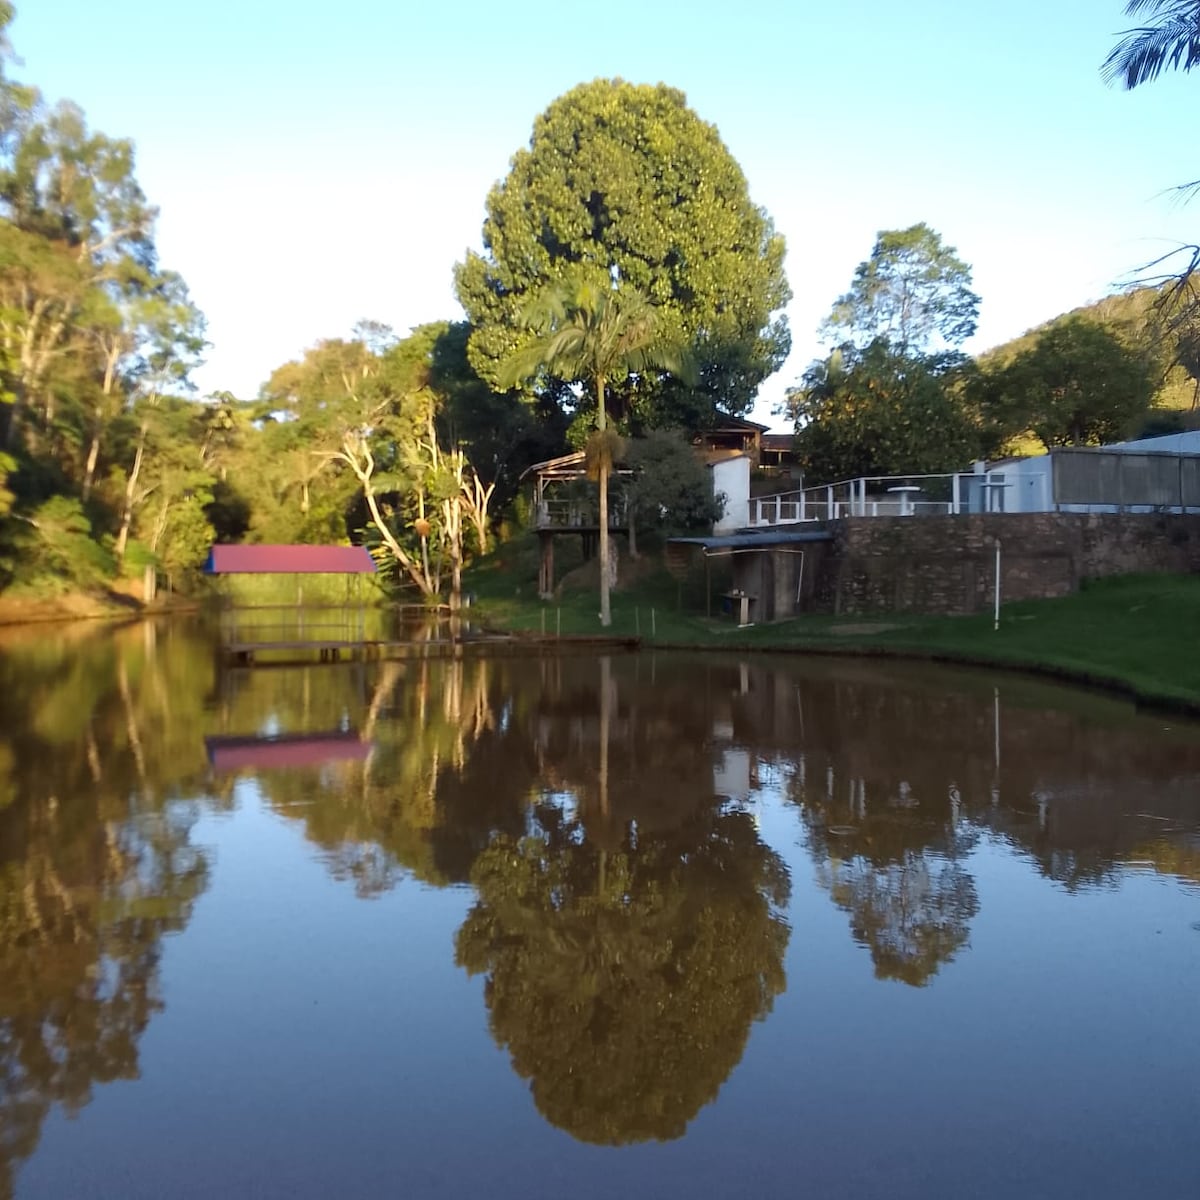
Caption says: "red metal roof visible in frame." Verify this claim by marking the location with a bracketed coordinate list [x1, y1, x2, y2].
[205, 733, 372, 771]
[205, 544, 377, 574]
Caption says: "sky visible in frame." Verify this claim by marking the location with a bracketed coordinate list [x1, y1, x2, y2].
[10, 0, 1197, 430]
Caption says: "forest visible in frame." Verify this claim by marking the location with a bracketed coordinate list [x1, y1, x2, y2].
[1, 1, 1196, 607]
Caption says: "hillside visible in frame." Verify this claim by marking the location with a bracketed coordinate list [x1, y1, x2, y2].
[978, 285, 1199, 416]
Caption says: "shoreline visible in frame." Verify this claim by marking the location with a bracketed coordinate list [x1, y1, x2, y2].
[635, 636, 1200, 719]
[0, 591, 201, 628]
[3, 577, 1197, 721]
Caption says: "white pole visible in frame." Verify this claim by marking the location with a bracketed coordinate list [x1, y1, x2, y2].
[993, 538, 1002, 632]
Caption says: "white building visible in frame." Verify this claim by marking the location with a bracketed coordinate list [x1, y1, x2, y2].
[709, 454, 751, 534]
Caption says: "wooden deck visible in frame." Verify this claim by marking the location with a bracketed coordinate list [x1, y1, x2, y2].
[219, 634, 641, 667]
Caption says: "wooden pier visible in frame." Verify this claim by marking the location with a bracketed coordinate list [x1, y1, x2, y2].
[219, 633, 641, 667]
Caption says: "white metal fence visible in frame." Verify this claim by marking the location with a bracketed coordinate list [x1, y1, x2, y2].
[747, 473, 1002, 526]
[746, 455, 1200, 528]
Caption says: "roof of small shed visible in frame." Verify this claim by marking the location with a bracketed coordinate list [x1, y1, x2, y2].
[204, 544, 377, 575]
[205, 733, 372, 771]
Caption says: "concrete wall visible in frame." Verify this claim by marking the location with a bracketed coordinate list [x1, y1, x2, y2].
[711, 456, 750, 534]
[812, 513, 1200, 616]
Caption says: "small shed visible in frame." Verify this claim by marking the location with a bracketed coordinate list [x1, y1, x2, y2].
[668, 529, 833, 624]
[204, 543, 378, 661]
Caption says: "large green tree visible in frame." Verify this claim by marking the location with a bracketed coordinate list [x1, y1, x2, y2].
[498, 272, 691, 626]
[989, 317, 1159, 448]
[787, 344, 982, 483]
[0, 5, 212, 596]
[822, 223, 980, 355]
[456, 79, 790, 427]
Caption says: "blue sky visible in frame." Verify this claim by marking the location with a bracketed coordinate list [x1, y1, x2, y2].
[12, 0, 1196, 428]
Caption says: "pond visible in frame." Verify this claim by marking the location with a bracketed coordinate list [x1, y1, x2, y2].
[0, 620, 1197, 1199]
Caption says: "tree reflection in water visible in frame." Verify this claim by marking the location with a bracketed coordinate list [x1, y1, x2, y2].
[0, 622, 214, 1200]
[456, 799, 790, 1144]
[820, 853, 978, 986]
[455, 656, 791, 1145]
[6, 630, 1196, 1182]
[796, 774, 980, 987]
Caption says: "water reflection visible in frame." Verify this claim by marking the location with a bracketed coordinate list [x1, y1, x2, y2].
[0, 623, 1198, 1187]
[454, 657, 791, 1145]
[0, 622, 214, 1199]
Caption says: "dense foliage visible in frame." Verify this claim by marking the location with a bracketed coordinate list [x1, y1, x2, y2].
[3, 0, 1200, 600]
[822, 223, 980, 356]
[790, 345, 982, 482]
[789, 221, 1196, 482]
[456, 79, 791, 431]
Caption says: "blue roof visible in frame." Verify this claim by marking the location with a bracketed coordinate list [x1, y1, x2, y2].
[668, 530, 832, 549]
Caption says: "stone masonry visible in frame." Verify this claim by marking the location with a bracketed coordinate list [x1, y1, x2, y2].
[811, 513, 1200, 616]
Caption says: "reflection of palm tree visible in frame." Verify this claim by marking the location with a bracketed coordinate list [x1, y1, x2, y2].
[455, 801, 790, 1145]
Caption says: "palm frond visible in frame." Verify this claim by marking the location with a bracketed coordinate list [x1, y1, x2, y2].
[1103, 0, 1200, 87]
[495, 268, 694, 400]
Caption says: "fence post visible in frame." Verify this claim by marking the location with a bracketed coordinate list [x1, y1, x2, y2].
[826, 486, 834, 520]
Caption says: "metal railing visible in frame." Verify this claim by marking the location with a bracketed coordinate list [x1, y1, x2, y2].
[535, 497, 629, 529]
[746, 472, 1018, 526]
[744, 454, 1200, 528]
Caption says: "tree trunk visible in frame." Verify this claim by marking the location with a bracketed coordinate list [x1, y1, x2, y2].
[115, 419, 148, 562]
[597, 375, 611, 627]
[599, 654, 611, 817]
[82, 430, 101, 502]
[443, 495, 463, 611]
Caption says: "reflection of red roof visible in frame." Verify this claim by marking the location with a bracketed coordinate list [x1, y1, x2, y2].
[206, 733, 372, 771]
[204, 544, 377, 574]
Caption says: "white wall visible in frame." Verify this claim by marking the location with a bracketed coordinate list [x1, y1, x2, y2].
[988, 457, 1053, 513]
[711, 456, 750, 533]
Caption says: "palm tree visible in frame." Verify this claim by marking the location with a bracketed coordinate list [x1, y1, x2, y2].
[1103, 1, 1200, 88]
[498, 272, 692, 626]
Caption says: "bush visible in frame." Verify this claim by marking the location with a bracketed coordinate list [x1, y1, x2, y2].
[626, 430, 723, 533]
[24, 497, 115, 592]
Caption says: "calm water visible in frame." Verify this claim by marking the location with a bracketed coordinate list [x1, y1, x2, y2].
[0, 620, 1198, 1199]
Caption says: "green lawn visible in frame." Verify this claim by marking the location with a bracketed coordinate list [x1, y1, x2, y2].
[465, 537, 1200, 712]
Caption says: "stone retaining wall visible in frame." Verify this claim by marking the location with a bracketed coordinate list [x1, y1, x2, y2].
[812, 513, 1200, 616]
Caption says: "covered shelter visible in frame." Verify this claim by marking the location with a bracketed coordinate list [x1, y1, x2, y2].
[519, 453, 636, 599]
[668, 529, 833, 624]
[204, 543, 378, 663]
[204, 544, 377, 575]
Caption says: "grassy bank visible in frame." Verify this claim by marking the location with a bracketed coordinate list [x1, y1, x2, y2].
[0, 584, 203, 627]
[465, 537, 1200, 713]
